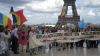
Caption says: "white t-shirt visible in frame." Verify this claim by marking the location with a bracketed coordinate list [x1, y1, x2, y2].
[14, 28, 18, 38]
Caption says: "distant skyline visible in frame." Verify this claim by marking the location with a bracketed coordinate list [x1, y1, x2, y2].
[0, 0, 100, 25]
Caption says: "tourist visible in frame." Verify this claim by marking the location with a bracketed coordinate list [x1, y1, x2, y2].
[37, 26, 43, 51]
[11, 26, 15, 52]
[26, 26, 31, 52]
[17, 26, 29, 56]
[29, 27, 37, 55]
[13, 25, 20, 54]
[42, 27, 50, 53]
[0, 25, 11, 55]
[57, 27, 66, 51]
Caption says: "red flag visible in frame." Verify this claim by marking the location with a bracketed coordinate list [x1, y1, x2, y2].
[7, 18, 12, 30]
[11, 9, 27, 25]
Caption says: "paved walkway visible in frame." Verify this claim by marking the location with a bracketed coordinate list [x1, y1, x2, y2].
[10, 48, 100, 56]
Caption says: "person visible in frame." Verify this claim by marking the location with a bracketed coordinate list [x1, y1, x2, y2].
[26, 26, 31, 52]
[57, 27, 66, 51]
[37, 26, 43, 51]
[51, 27, 57, 33]
[85, 26, 91, 49]
[76, 28, 84, 48]
[11, 26, 15, 52]
[42, 27, 50, 53]
[13, 25, 19, 54]
[17, 26, 29, 56]
[0, 25, 11, 55]
[29, 27, 37, 55]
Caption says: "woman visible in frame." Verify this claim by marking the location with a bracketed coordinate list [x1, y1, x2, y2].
[17, 26, 29, 56]
[42, 27, 51, 53]
[29, 27, 37, 55]
[0, 25, 10, 55]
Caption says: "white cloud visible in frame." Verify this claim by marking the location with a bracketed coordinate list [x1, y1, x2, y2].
[87, 9, 96, 17]
[26, 0, 63, 13]
[82, 0, 100, 7]
[1, 0, 100, 24]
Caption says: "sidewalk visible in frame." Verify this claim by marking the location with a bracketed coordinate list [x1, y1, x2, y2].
[10, 48, 100, 56]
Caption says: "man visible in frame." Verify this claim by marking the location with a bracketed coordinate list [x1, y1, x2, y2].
[37, 26, 43, 51]
[13, 25, 20, 54]
[57, 27, 66, 51]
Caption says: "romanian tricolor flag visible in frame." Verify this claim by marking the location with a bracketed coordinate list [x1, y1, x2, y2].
[0, 13, 12, 30]
[10, 9, 27, 25]
[65, 3, 70, 14]
[60, 5, 66, 19]
[60, 3, 69, 19]
[10, 6, 17, 24]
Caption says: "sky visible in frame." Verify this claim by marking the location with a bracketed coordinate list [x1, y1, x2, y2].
[0, 0, 100, 25]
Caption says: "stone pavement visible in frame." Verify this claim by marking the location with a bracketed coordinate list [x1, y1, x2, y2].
[10, 48, 100, 56]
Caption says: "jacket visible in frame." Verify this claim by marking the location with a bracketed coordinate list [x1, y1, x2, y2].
[0, 32, 10, 44]
[18, 31, 29, 45]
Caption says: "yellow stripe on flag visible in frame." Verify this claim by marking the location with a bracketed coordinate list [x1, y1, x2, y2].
[2, 15, 8, 27]
[11, 12, 21, 25]
[61, 5, 66, 17]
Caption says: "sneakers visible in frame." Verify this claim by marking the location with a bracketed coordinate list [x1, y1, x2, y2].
[63, 48, 66, 50]
[58, 49, 61, 51]
[30, 52, 37, 56]
[14, 51, 19, 54]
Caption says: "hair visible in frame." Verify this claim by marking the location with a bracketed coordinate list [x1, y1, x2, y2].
[0, 25, 5, 32]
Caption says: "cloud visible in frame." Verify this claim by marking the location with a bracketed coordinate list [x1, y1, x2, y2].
[0, 0, 100, 24]
[26, 0, 63, 13]
[0, 0, 46, 6]
[87, 9, 96, 17]
[24, 13, 58, 24]
[82, 0, 100, 8]
[0, 0, 30, 6]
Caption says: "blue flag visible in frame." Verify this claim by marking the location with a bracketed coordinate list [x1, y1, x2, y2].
[65, 3, 70, 14]
[78, 19, 85, 28]
[10, 6, 17, 24]
[0, 13, 3, 24]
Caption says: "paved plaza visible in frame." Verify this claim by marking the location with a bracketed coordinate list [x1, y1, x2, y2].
[10, 48, 100, 56]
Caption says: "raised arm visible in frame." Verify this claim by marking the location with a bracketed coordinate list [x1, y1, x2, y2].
[1, 32, 11, 38]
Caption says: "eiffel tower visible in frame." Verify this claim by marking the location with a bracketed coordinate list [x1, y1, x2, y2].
[55, 0, 80, 27]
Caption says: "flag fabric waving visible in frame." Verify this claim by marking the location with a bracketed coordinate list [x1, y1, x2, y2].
[65, 3, 70, 14]
[11, 9, 27, 25]
[0, 13, 3, 24]
[0, 13, 12, 30]
[60, 5, 66, 19]
[10, 6, 17, 24]
[60, 3, 69, 19]
[78, 19, 85, 28]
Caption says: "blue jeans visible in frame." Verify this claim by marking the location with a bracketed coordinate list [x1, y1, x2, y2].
[43, 43, 53, 52]
[86, 40, 91, 48]
[49, 43, 53, 50]
[96, 40, 100, 47]
[43, 46, 47, 52]
[75, 42, 79, 47]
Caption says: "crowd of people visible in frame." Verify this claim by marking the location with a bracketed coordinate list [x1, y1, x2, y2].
[0, 24, 100, 56]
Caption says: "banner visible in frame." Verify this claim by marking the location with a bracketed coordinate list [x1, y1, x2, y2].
[29, 31, 100, 49]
